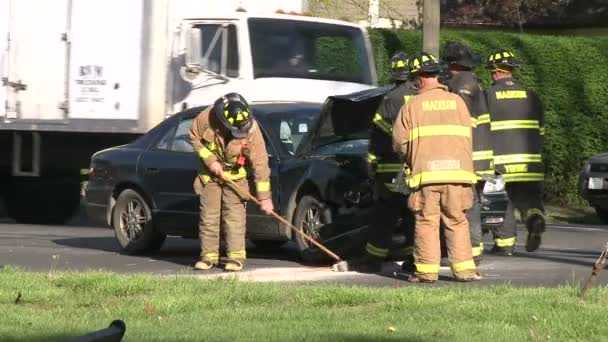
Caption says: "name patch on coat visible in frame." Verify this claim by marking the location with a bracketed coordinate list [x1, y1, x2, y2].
[427, 160, 461, 171]
[495, 90, 527, 99]
[422, 100, 457, 111]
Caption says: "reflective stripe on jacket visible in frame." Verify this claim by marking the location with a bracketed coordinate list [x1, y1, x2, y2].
[393, 84, 475, 189]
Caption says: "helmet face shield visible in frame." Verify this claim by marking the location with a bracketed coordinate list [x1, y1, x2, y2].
[214, 93, 253, 138]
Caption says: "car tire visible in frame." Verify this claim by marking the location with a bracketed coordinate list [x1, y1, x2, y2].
[112, 189, 166, 254]
[292, 195, 332, 262]
[595, 207, 608, 224]
[251, 240, 286, 250]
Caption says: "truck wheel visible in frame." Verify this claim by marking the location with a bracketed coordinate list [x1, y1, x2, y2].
[112, 189, 166, 254]
[292, 195, 332, 262]
[5, 179, 80, 225]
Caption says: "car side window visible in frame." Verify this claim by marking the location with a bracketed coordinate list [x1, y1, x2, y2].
[170, 118, 194, 153]
[156, 126, 177, 151]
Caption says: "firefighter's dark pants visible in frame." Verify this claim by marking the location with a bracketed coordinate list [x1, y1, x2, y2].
[365, 180, 416, 259]
[493, 181, 545, 248]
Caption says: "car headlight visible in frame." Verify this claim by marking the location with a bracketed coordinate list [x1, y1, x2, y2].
[483, 176, 505, 193]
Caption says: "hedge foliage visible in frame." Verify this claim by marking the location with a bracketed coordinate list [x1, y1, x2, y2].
[367, 29, 608, 203]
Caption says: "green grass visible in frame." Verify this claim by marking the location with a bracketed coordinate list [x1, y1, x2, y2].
[2, 269, 608, 341]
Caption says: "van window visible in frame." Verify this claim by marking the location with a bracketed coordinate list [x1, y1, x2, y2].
[195, 24, 239, 78]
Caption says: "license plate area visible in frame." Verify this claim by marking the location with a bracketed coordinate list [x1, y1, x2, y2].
[589, 177, 605, 190]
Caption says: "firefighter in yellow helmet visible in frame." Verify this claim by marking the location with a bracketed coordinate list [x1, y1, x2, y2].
[393, 52, 481, 282]
[189, 93, 274, 272]
[485, 49, 546, 255]
[347, 52, 417, 273]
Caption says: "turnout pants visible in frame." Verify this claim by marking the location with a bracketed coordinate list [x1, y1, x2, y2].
[408, 184, 477, 281]
[365, 180, 416, 260]
[198, 179, 248, 263]
[440, 183, 484, 258]
[493, 181, 545, 248]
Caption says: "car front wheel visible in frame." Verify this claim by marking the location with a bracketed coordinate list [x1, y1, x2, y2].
[292, 195, 332, 261]
[112, 189, 166, 254]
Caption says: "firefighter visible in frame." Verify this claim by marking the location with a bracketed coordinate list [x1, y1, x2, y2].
[189, 93, 274, 272]
[442, 41, 493, 264]
[485, 49, 546, 255]
[348, 52, 417, 273]
[393, 52, 481, 283]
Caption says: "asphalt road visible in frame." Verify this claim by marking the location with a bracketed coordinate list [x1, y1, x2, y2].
[2, 211, 608, 287]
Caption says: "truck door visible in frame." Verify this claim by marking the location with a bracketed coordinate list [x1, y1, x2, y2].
[4, 0, 70, 120]
[174, 22, 241, 112]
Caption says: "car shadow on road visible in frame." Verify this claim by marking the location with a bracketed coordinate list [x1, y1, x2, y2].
[512, 249, 598, 268]
[52, 236, 306, 268]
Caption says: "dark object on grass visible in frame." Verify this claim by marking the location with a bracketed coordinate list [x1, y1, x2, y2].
[580, 243, 608, 297]
[65, 320, 126, 342]
[14, 291, 21, 304]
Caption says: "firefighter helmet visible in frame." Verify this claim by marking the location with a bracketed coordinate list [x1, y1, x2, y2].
[486, 48, 522, 70]
[408, 52, 442, 77]
[390, 52, 409, 81]
[442, 41, 480, 69]
[213, 93, 253, 139]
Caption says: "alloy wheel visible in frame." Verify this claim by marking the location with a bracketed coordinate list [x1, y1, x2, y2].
[119, 200, 147, 241]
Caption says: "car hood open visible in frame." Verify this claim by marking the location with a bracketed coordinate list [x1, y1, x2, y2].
[297, 86, 392, 156]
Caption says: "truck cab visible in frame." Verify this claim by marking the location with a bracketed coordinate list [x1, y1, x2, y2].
[171, 4, 377, 112]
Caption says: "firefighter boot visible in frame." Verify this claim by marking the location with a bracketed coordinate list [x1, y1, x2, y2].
[224, 258, 245, 272]
[401, 254, 415, 273]
[194, 258, 217, 271]
[525, 214, 545, 252]
[347, 254, 383, 273]
[491, 244, 514, 256]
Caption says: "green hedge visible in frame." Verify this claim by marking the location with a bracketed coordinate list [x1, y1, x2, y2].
[368, 29, 608, 203]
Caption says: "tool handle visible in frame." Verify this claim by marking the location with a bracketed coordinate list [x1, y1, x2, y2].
[220, 175, 342, 262]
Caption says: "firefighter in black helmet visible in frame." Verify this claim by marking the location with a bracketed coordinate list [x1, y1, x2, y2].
[485, 49, 546, 255]
[347, 52, 417, 273]
[441, 41, 492, 264]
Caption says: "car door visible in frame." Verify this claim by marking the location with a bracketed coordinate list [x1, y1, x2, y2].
[138, 115, 199, 236]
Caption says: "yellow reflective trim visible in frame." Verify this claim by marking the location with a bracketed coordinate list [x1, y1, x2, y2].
[473, 150, 493, 161]
[404, 246, 415, 256]
[384, 183, 400, 192]
[471, 117, 478, 128]
[366, 243, 388, 258]
[242, 111, 250, 118]
[494, 154, 542, 165]
[495, 90, 528, 100]
[373, 113, 392, 134]
[451, 259, 476, 273]
[228, 117, 235, 124]
[495, 237, 516, 247]
[494, 53, 502, 60]
[256, 181, 271, 193]
[422, 100, 457, 112]
[491, 119, 540, 131]
[202, 253, 220, 262]
[404, 95, 412, 104]
[224, 167, 247, 181]
[422, 55, 429, 62]
[526, 208, 545, 219]
[236, 113, 244, 121]
[227, 250, 247, 259]
[539, 127, 545, 136]
[367, 153, 377, 163]
[477, 113, 490, 125]
[504, 164, 528, 173]
[407, 170, 476, 188]
[80, 168, 90, 176]
[409, 125, 470, 141]
[224, 110, 230, 117]
[377, 163, 402, 173]
[472, 246, 482, 257]
[396, 60, 405, 68]
[198, 147, 213, 160]
[415, 263, 440, 274]
[502, 173, 544, 182]
[480, 242, 485, 252]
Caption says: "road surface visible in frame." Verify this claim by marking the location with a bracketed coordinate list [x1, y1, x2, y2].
[1, 216, 608, 287]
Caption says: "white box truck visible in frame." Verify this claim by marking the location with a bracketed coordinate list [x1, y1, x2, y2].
[0, 0, 377, 224]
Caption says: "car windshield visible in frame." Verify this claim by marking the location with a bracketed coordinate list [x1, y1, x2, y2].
[248, 18, 373, 85]
[260, 108, 320, 157]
